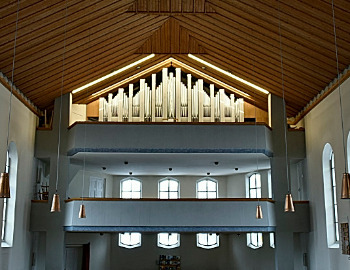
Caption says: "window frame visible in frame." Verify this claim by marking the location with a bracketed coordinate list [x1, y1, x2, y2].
[158, 177, 180, 199]
[1, 142, 18, 248]
[157, 233, 180, 249]
[120, 177, 142, 199]
[118, 232, 142, 249]
[247, 172, 262, 199]
[196, 177, 218, 199]
[247, 232, 263, 249]
[196, 233, 219, 249]
[322, 143, 339, 248]
[329, 151, 339, 242]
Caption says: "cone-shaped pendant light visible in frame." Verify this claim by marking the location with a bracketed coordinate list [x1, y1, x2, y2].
[256, 204, 263, 219]
[0, 172, 10, 198]
[284, 193, 295, 212]
[50, 193, 61, 212]
[50, 1, 68, 213]
[1, 0, 20, 199]
[341, 173, 350, 199]
[277, 1, 295, 213]
[79, 204, 86, 219]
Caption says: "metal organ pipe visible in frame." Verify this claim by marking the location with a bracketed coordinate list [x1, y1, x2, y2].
[98, 67, 245, 123]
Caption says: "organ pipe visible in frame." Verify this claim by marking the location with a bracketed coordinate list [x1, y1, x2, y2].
[98, 68, 246, 123]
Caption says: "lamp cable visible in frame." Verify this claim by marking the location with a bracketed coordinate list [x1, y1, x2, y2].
[4, 0, 20, 171]
[277, 0, 290, 194]
[55, 1, 68, 193]
[331, 0, 347, 173]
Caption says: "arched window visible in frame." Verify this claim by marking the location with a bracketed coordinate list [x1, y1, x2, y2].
[120, 177, 142, 199]
[1, 142, 18, 247]
[248, 173, 261, 199]
[247, 232, 263, 249]
[157, 233, 180, 249]
[118, 232, 141, 249]
[158, 177, 179, 199]
[196, 177, 217, 199]
[196, 233, 219, 249]
[246, 172, 263, 248]
[322, 143, 339, 248]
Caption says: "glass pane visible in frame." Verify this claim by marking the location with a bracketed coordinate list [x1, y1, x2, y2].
[158, 233, 168, 245]
[168, 233, 179, 245]
[122, 180, 132, 192]
[169, 180, 178, 192]
[197, 233, 207, 245]
[197, 181, 206, 191]
[270, 233, 275, 248]
[197, 192, 206, 199]
[250, 189, 257, 199]
[159, 180, 168, 191]
[169, 192, 178, 199]
[207, 180, 216, 191]
[258, 233, 263, 247]
[131, 191, 141, 199]
[250, 176, 256, 188]
[251, 233, 257, 246]
[132, 180, 141, 191]
[334, 205, 338, 221]
[332, 188, 337, 203]
[256, 174, 261, 188]
[207, 233, 217, 245]
[207, 191, 217, 199]
[257, 188, 262, 199]
[122, 192, 132, 199]
[159, 191, 168, 199]
[130, 233, 141, 245]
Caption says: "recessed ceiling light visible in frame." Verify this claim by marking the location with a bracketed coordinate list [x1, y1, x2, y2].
[72, 54, 155, 94]
[188, 54, 269, 95]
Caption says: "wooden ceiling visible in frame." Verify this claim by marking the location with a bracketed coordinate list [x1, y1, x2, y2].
[0, 0, 349, 118]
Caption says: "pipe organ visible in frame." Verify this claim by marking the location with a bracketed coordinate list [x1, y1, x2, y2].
[99, 68, 244, 123]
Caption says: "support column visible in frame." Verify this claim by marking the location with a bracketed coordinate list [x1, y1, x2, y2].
[45, 93, 71, 270]
[270, 94, 295, 270]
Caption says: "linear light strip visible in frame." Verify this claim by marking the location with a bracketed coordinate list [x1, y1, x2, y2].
[72, 54, 155, 94]
[90, 58, 173, 98]
[171, 58, 251, 98]
[188, 54, 269, 95]
[90, 57, 251, 100]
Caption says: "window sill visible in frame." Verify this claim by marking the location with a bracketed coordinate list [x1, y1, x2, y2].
[328, 242, 339, 249]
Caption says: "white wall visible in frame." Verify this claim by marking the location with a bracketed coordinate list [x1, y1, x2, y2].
[0, 83, 37, 270]
[112, 175, 228, 198]
[226, 169, 271, 198]
[304, 77, 350, 270]
[68, 169, 113, 198]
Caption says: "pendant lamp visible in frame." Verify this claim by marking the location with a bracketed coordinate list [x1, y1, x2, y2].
[0, 0, 20, 198]
[277, 1, 295, 212]
[331, 0, 350, 199]
[256, 204, 263, 219]
[51, 1, 68, 213]
[78, 204, 86, 219]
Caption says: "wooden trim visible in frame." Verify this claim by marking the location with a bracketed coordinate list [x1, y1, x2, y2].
[293, 200, 309, 204]
[67, 121, 272, 130]
[31, 200, 48, 203]
[291, 69, 350, 125]
[65, 197, 276, 203]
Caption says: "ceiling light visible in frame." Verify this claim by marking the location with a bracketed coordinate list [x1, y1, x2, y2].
[72, 54, 155, 94]
[188, 54, 269, 95]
